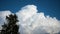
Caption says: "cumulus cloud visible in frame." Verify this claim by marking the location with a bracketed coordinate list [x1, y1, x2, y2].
[16, 5, 60, 34]
[16, 5, 37, 21]
[0, 5, 60, 34]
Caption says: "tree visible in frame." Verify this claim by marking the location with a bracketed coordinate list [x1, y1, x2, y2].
[0, 14, 19, 34]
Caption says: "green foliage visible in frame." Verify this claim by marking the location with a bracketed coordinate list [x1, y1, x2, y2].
[0, 14, 19, 34]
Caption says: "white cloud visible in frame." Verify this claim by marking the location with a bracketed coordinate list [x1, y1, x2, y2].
[0, 5, 60, 34]
[16, 5, 37, 21]
[0, 10, 11, 30]
[16, 5, 60, 34]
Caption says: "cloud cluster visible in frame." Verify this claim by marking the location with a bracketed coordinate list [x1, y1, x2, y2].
[0, 5, 60, 34]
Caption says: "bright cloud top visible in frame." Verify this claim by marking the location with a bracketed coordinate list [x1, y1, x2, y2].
[16, 5, 37, 21]
[0, 5, 60, 34]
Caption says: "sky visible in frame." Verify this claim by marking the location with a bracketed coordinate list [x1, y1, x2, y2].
[0, 0, 60, 20]
[0, 0, 60, 34]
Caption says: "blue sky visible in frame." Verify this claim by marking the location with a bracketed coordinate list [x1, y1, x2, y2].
[0, 0, 60, 20]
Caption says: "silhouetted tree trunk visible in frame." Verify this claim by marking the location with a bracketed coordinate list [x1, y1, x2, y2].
[0, 14, 19, 34]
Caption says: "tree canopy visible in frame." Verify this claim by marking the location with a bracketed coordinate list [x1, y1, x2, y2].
[0, 14, 19, 34]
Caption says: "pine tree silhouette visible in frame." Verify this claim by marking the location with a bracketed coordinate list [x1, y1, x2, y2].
[0, 14, 19, 34]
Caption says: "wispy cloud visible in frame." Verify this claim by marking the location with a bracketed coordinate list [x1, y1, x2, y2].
[0, 5, 60, 34]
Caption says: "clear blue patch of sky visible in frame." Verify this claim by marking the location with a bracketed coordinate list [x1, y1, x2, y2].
[0, 0, 60, 20]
